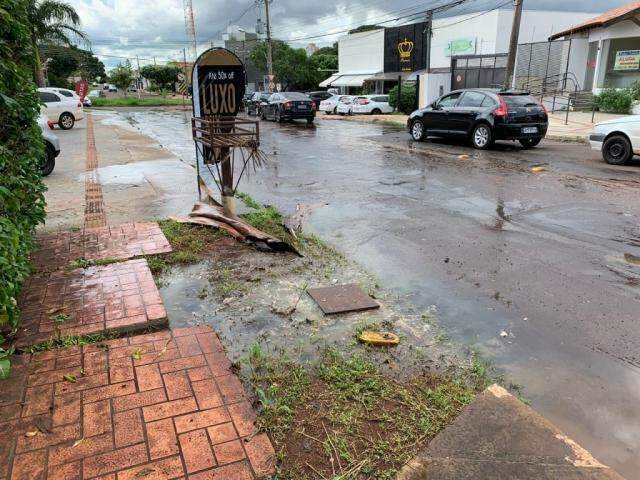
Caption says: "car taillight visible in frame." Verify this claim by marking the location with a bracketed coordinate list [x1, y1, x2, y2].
[359, 99, 370, 105]
[47, 120, 54, 130]
[283, 101, 292, 109]
[494, 96, 508, 117]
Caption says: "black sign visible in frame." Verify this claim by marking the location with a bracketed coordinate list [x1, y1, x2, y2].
[384, 22, 429, 73]
[192, 48, 246, 117]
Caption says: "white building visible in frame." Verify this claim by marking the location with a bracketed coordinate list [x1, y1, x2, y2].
[549, 1, 640, 93]
[320, 8, 596, 106]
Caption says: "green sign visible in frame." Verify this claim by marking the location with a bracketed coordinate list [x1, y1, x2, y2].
[445, 38, 476, 57]
[614, 50, 640, 71]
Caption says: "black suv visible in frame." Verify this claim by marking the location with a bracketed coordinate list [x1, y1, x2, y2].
[408, 89, 548, 149]
[246, 91, 271, 116]
[306, 91, 333, 109]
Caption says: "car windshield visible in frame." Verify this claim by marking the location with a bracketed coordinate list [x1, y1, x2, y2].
[501, 95, 539, 107]
[282, 92, 309, 100]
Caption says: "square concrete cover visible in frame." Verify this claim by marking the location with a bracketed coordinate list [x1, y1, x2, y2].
[307, 284, 379, 315]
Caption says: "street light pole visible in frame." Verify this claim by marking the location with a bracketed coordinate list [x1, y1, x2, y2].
[264, 0, 274, 92]
[503, 0, 524, 90]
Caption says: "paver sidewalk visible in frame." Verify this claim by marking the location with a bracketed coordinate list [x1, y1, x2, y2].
[1, 326, 275, 479]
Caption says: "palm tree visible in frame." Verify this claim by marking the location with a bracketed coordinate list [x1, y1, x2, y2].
[27, 0, 87, 86]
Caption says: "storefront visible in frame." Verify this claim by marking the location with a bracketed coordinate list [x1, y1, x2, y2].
[549, 1, 640, 93]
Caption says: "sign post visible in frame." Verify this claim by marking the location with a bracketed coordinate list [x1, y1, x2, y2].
[75, 80, 88, 102]
[191, 48, 265, 217]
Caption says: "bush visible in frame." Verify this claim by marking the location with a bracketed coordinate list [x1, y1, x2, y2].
[388, 83, 417, 114]
[0, 0, 47, 330]
[630, 81, 640, 101]
[595, 88, 634, 114]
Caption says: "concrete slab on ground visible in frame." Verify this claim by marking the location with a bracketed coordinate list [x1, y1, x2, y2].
[32, 222, 172, 271]
[16, 259, 167, 348]
[0, 326, 275, 479]
[397, 385, 625, 480]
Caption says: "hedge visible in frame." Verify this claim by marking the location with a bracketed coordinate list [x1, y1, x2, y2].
[388, 83, 417, 115]
[0, 0, 47, 330]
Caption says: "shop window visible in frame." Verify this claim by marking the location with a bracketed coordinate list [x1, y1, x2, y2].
[603, 37, 640, 89]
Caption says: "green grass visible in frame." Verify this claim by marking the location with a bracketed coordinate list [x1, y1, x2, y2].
[19, 331, 123, 354]
[235, 191, 262, 210]
[246, 346, 482, 479]
[146, 220, 226, 276]
[90, 96, 187, 107]
[66, 257, 120, 270]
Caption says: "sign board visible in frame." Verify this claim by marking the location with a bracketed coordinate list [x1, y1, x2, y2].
[614, 50, 640, 71]
[445, 38, 476, 57]
[192, 48, 246, 118]
[75, 80, 88, 100]
[384, 22, 429, 73]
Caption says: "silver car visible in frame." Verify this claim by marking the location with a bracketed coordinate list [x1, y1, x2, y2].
[38, 113, 60, 176]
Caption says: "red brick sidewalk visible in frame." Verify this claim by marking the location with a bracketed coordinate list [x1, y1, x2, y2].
[16, 259, 168, 348]
[1, 326, 275, 479]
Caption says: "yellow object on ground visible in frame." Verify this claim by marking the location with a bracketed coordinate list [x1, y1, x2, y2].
[530, 166, 547, 173]
[358, 331, 400, 346]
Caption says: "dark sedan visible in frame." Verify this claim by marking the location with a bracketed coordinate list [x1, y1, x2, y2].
[261, 92, 316, 124]
[407, 89, 548, 149]
[246, 91, 271, 116]
[306, 90, 333, 109]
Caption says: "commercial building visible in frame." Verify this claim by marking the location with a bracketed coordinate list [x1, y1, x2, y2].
[548, 1, 640, 93]
[319, 7, 595, 106]
[212, 25, 262, 93]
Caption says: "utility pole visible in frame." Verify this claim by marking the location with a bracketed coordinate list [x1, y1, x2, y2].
[264, 0, 274, 92]
[182, 48, 188, 110]
[425, 10, 433, 73]
[503, 0, 524, 90]
[153, 56, 156, 65]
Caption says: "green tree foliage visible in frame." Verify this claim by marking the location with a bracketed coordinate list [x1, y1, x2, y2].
[0, 0, 47, 332]
[109, 62, 134, 95]
[595, 88, 634, 114]
[26, 0, 87, 86]
[250, 40, 338, 91]
[41, 45, 105, 87]
[140, 65, 181, 95]
[388, 83, 417, 114]
[348, 25, 382, 34]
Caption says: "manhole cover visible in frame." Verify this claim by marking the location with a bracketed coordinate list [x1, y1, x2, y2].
[307, 284, 379, 315]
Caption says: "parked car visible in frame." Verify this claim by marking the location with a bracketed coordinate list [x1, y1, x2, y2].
[241, 92, 253, 111]
[407, 89, 548, 149]
[37, 113, 60, 176]
[261, 92, 315, 124]
[88, 89, 105, 98]
[247, 91, 272, 116]
[306, 91, 333, 109]
[336, 96, 357, 115]
[38, 89, 84, 130]
[108, 84, 117, 92]
[43, 87, 79, 100]
[589, 115, 640, 165]
[351, 94, 393, 115]
[319, 95, 346, 115]
[82, 97, 92, 107]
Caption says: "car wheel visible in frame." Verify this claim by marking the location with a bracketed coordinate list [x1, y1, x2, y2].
[59, 112, 75, 130]
[602, 134, 633, 165]
[307, 117, 314, 125]
[410, 119, 426, 141]
[371, 108, 381, 115]
[41, 144, 56, 176]
[471, 123, 492, 149]
[519, 137, 542, 149]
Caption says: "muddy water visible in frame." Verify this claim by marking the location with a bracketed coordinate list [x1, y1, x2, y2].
[118, 109, 639, 477]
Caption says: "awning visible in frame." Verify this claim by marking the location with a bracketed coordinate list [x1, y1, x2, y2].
[365, 72, 410, 81]
[331, 74, 372, 87]
[319, 74, 341, 87]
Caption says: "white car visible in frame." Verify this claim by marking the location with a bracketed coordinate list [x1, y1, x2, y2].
[319, 95, 350, 115]
[37, 113, 60, 176]
[336, 96, 357, 115]
[589, 115, 640, 165]
[38, 89, 84, 130]
[351, 94, 393, 115]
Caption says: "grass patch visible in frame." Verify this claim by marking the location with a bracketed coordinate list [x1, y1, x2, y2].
[18, 331, 123, 354]
[66, 257, 120, 270]
[247, 346, 481, 479]
[90, 97, 187, 107]
[236, 191, 262, 210]
[148, 220, 226, 275]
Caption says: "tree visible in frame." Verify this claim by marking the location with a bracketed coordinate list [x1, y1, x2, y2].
[348, 25, 382, 34]
[39, 45, 105, 87]
[26, 0, 87, 86]
[140, 65, 181, 96]
[388, 83, 417, 114]
[109, 62, 133, 95]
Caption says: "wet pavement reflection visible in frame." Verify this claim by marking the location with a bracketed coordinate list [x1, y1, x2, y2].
[118, 109, 639, 477]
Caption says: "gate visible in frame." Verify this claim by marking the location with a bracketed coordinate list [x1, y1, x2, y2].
[451, 54, 507, 90]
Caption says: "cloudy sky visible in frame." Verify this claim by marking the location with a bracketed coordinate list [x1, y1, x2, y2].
[66, 0, 632, 69]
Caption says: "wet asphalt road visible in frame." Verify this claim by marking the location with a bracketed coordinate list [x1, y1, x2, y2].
[125, 110, 640, 477]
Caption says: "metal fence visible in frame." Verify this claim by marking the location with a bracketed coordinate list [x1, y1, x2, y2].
[514, 40, 572, 92]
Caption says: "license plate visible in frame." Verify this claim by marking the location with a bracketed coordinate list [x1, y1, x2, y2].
[298, 105, 308, 110]
[522, 126, 538, 134]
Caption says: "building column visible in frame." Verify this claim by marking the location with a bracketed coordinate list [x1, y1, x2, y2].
[592, 38, 604, 94]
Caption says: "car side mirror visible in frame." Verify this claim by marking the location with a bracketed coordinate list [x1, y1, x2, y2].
[431, 102, 439, 110]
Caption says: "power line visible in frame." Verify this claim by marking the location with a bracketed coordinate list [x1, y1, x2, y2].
[432, 0, 511, 29]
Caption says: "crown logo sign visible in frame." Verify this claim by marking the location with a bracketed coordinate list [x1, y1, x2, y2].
[398, 38, 414, 61]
